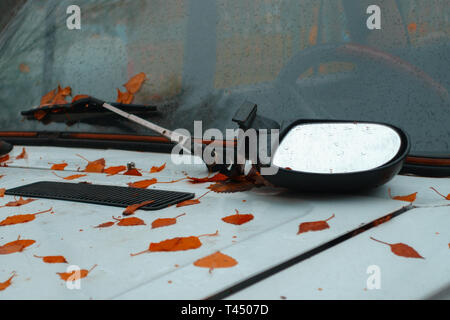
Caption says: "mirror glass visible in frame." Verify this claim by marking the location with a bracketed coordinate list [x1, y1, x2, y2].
[272, 123, 402, 174]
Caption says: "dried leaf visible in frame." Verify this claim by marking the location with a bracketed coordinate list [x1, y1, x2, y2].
[57, 265, 97, 281]
[113, 216, 146, 227]
[19, 63, 30, 73]
[123, 200, 155, 216]
[370, 237, 424, 259]
[388, 189, 417, 202]
[50, 85, 71, 105]
[127, 179, 157, 189]
[34, 255, 68, 264]
[0, 237, 35, 255]
[194, 252, 238, 272]
[131, 231, 218, 256]
[40, 89, 56, 106]
[188, 173, 228, 184]
[0, 188, 5, 197]
[77, 154, 105, 173]
[298, 214, 335, 234]
[0, 273, 16, 291]
[94, 221, 115, 229]
[0, 208, 53, 226]
[53, 172, 87, 181]
[151, 213, 186, 229]
[0, 154, 10, 164]
[16, 148, 28, 160]
[123, 168, 142, 176]
[150, 163, 166, 173]
[104, 165, 127, 176]
[34, 110, 47, 120]
[176, 191, 210, 208]
[50, 163, 68, 171]
[123, 72, 146, 94]
[72, 95, 89, 103]
[208, 180, 254, 193]
[430, 187, 450, 200]
[1, 196, 36, 208]
[116, 89, 134, 104]
[222, 210, 254, 225]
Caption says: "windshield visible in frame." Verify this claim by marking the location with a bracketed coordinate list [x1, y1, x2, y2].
[0, 0, 449, 157]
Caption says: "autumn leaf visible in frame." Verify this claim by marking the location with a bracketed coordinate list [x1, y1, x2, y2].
[150, 163, 166, 173]
[188, 173, 228, 184]
[430, 187, 450, 200]
[94, 221, 115, 229]
[388, 188, 417, 202]
[0, 208, 54, 227]
[116, 89, 134, 104]
[0, 189, 5, 197]
[123, 72, 147, 94]
[50, 85, 71, 105]
[50, 163, 68, 171]
[0, 237, 35, 255]
[53, 172, 87, 181]
[40, 89, 56, 106]
[0, 273, 16, 291]
[222, 209, 254, 226]
[77, 154, 105, 173]
[72, 94, 89, 103]
[123, 200, 155, 216]
[208, 180, 254, 193]
[127, 179, 157, 189]
[298, 214, 335, 235]
[57, 265, 97, 282]
[1, 196, 36, 208]
[370, 237, 424, 259]
[34, 255, 68, 264]
[34, 110, 47, 120]
[176, 191, 210, 208]
[193, 251, 238, 273]
[131, 231, 218, 256]
[113, 216, 146, 227]
[0, 154, 10, 165]
[151, 213, 186, 229]
[123, 168, 142, 176]
[104, 165, 127, 176]
[15, 147, 27, 160]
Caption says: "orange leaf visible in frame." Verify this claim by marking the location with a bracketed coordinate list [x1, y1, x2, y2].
[113, 216, 146, 227]
[131, 231, 218, 256]
[15, 147, 28, 160]
[53, 172, 87, 181]
[370, 237, 424, 259]
[50, 85, 71, 105]
[123, 168, 142, 176]
[77, 154, 105, 173]
[222, 210, 254, 225]
[57, 265, 97, 282]
[1, 196, 36, 208]
[388, 189, 417, 202]
[128, 179, 157, 189]
[50, 163, 68, 171]
[72, 95, 89, 103]
[0, 208, 53, 226]
[0, 273, 16, 291]
[150, 163, 166, 173]
[430, 187, 450, 200]
[34, 110, 47, 120]
[188, 173, 228, 184]
[34, 255, 68, 264]
[208, 180, 254, 193]
[0, 237, 35, 255]
[104, 165, 127, 176]
[123, 72, 146, 94]
[298, 214, 335, 235]
[40, 89, 56, 106]
[116, 89, 134, 104]
[94, 221, 115, 229]
[151, 213, 186, 229]
[0, 188, 5, 197]
[0, 154, 10, 163]
[123, 200, 155, 216]
[194, 251, 238, 272]
[176, 191, 210, 208]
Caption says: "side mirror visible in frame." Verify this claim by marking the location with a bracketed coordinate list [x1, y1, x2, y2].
[264, 120, 410, 192]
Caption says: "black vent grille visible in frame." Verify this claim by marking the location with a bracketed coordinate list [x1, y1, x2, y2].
[5, 181, 195, 211]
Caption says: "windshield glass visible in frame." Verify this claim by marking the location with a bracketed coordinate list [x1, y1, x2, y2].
[0, 0, 449, 157]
